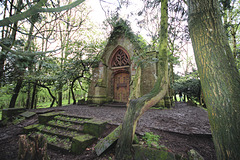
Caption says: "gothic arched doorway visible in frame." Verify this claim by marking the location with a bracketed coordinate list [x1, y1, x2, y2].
[114, 72, 130, 102]
[110, 46, 130, 102]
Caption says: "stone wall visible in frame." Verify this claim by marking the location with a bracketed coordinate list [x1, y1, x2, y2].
[88, 35, 138, 104]
[88, 36, 171, 107]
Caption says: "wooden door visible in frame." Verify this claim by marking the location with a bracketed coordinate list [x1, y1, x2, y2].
[114, 72, 130, 102]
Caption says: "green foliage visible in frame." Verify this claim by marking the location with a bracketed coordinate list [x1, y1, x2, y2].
[173, 71, 201, 103]
[38, 125, 45, 131]
[169, 52, 181, 66]
[107, 18, 149, 52]
[46, 126, 52, 131]
[12, 116, 25, 125]
[0, 0, 104, 109]
[46, 135, 57, 143]
[0, 85, 14, 109]
[132, 51, 159, 68]
[142, 132, 161, 149]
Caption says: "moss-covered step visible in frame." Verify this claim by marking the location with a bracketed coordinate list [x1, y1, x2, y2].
[38, 111, 65, 124]
[24, 124, 40, 134]
[133, 144, 176, 160]
[24, 123, 83, 140]
[30, 132, 72, 152]
[71, 134, 96, 154]
[60, 113, 92, 120]
[83, 119, 107, 137]
[2, 108, 26, 120]
[36, 124, 84, 140]
[20, 111, 36, 119]
[54, 115, 90, 125]
[47, 119, 84, 133]
[95, 125, 122, 156]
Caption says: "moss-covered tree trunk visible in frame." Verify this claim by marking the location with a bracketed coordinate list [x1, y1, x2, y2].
[115, 0, 169, 159]
[188, 0, 240, 159]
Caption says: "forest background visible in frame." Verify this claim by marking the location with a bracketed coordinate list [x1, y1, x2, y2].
[0, 0, 239, 118]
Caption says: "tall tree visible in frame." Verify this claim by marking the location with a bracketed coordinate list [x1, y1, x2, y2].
[54, 1, 91, 106]
[220, 0, 240, 60]
[9, 16, 37, 108]
[187, 0, 240, 159]
[115, 0, 169, 159]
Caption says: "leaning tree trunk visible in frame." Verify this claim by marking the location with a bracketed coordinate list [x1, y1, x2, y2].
[115, 0, 168, 159]
[38, 84, 56, 108]
[188, 0, 240, 159]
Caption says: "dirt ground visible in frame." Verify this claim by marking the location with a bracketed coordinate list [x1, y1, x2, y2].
[0, 102, 216, 160]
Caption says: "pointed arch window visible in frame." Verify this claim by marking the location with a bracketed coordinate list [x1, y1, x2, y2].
[111, 49, 130, 67]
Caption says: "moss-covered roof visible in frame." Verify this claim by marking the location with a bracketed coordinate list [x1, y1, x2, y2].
[106, 19, 144, 51]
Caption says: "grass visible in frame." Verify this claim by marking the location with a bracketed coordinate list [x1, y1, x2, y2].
[142, 132, 161, 149]
[37, 99, 73, 109]
[0, 110, 2, 120]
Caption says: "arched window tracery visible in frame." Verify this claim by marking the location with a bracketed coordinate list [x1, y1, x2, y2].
[111, 49, 130, 67]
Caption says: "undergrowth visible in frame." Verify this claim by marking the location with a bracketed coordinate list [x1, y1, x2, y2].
[142, 132, 161, 149]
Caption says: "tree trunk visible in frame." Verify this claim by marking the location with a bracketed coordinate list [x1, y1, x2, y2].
[231, 29, 237, 59]
[115, 0, 168, 159]
[188, 0, 240, 159]
[26, 83, 31, 109]
[71, 79, 77, 105]
[71, 76, 84, 105]
[34, 94, 37, 109]
[8, 14, 35, 109]
[9, 78, 23, 108]
[39, 84, 56, 108]
[31, 82, 37, 109]
[170, 62, 175, 102]
[68, 87, 71, 104]
[58, 90, 62, 106]
[0, 54, 6, 85]
[0, 0, 22, 85]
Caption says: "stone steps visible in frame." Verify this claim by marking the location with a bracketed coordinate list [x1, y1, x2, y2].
[47, 119, 84, 133]
[24, 112, 107, 154]
[30, 132, 72, 152]
[37, 124, 83, 140]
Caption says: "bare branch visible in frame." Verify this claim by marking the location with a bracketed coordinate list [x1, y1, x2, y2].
[0, 0, 85, 26]
[0, 41, 61, 55]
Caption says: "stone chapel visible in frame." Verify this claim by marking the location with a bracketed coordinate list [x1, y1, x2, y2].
[87, 21, 171, 108]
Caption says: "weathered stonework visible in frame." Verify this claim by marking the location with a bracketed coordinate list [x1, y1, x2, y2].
[133, 144, 176, 160]
[94, 125, 122, 156]
[2, 108, 26, 120]
[88, 22, 171, 108]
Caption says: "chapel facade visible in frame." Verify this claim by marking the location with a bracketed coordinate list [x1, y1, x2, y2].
[87, 21, 171, 108]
